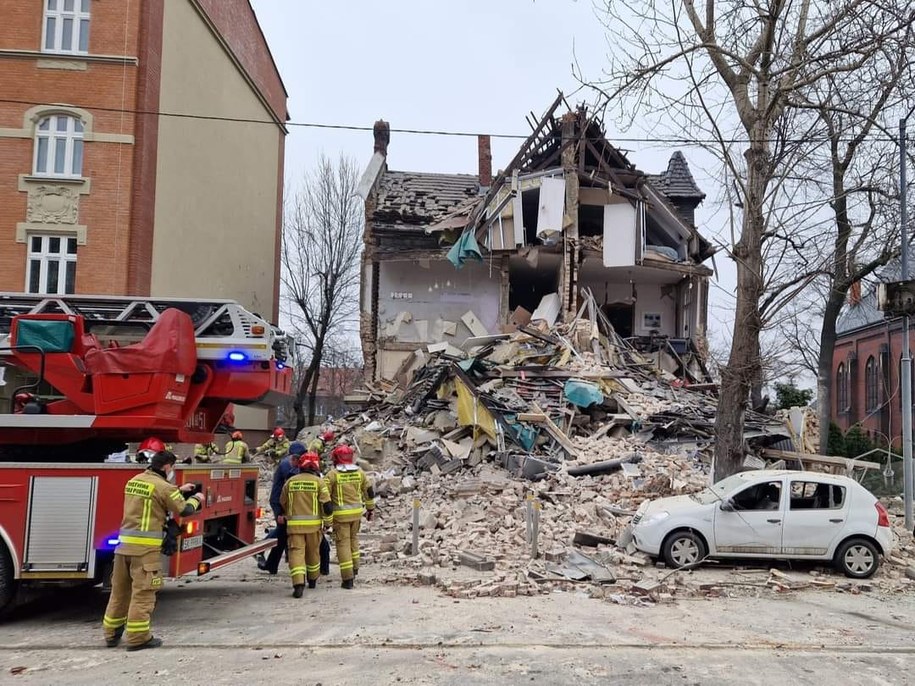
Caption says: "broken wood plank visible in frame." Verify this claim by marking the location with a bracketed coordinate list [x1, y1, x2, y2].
[459, 550, 495, 571]
[760, 449, 879, 472]
[531, 402, 578, 457]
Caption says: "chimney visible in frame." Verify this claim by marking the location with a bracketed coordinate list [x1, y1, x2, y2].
[373, 119, 390, 156]
[477, 134, 492, 189]
[849, 280, 862, 306]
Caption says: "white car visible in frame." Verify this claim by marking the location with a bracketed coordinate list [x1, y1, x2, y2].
[625, 470, 895, 578]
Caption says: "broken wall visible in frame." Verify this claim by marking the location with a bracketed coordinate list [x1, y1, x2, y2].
[376, 259, 501, 378]
[579, 262, 678, 337]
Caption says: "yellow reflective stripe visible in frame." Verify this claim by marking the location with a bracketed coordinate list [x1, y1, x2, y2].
[352, 551, 361, 559]
[305, 563, 320, 572]
[339, 561, 353, 570]
[289, 566, 306, 576]
[169, 490, 183, 501]
[103, 615, 126, 628]
[118, 536, 163, 547]
[140, 498, 151, 532]
[333, 509, 362, 517]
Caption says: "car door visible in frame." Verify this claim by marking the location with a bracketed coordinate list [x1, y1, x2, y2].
[713, 478, 785, 556]
[780, 479, 848, 557]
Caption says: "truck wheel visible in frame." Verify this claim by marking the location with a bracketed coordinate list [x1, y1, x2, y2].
[0, 544, 18, 617]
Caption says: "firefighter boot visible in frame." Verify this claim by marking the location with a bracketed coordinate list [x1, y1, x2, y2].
[126, 636, 163, 652]
[105, 627, 124, 648]
[307, 579, 317, 589]
[292, 584, 305, 598]
[341, 579, 354, 590]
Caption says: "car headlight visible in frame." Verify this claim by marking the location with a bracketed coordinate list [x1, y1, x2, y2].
[641, 511, 670, 526]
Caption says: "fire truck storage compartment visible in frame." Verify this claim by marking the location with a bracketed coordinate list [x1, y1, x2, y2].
[25, 476, 97, 573]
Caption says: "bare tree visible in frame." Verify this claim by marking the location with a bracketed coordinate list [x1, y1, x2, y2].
[281, 155, 363, 433]
[592, 0, 915, 478]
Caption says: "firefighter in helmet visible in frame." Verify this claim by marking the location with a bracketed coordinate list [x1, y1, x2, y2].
[255, 427, 290, 464]
[280, 450, 332, 597]
[102, 439, 204, 650]
[325, 443, 374, 589]
[223, 430, 250, 464]
[308, 429, 335, 470]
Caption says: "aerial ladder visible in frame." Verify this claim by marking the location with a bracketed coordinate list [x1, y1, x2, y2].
[0, 293, 295, 614]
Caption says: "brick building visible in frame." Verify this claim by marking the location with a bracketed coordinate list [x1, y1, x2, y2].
[0, 0, 287, 320]
[832, 258, 911, 445]
[0, 0, 288, 432]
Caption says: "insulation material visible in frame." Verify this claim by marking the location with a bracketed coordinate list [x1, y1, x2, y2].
[454, 376, 497, 439]
[536, 177, 566, 244]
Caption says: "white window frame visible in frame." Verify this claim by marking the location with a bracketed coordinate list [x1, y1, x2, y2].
[26, 234, 78, 295]
[33, 114, 84, 178]
[42, 0, 91, 55]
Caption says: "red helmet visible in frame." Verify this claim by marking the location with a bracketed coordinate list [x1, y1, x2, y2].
[231, 430, 244, 440]
[272, 427, 285, 439]
[300, 451, 320, 471]
[332, 444, 354, 465]
[138, 437, 167, 459]
[321, 430, 335, 442]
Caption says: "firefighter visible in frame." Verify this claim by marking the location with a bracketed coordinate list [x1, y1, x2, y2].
[308, 429, 335, 470]
[193, 441, 219, 463]
[281, 450, 332, 597]
[258, 441, 304, 575]
[223, 430, 249, 464]
[255, 427, 290, 463]
[102, 444, 205, 651]
[325, 444, 374, 589]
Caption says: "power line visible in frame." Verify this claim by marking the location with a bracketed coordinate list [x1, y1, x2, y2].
[0, 97, 910, 145]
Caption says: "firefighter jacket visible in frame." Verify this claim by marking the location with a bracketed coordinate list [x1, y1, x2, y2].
[194, 442, 219, 463]
[269, 456, 299, 517]
[281, 468, 332, 533]
[256, 436, 290, 458]
[116, 468, 201, 556]
[325, 464, 375, 523]
[223, 439, 250, 464]
[307, 437, 326, 456]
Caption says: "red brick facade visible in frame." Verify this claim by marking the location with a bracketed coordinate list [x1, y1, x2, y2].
[832, 321, 910, 445]
[0, 0, 285, 302]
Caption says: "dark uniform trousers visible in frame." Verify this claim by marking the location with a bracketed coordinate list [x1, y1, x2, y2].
[103, 550, 163, 647]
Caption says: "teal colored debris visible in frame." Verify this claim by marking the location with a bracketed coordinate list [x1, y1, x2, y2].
[563, 379, 604, 408]
[446, 230, 484, 269]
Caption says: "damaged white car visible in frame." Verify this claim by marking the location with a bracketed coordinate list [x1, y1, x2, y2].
[624, 470, 895, 578]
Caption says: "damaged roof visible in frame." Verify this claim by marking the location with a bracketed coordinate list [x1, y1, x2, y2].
[648, 151, 706, 201]
[372, 170, 479, 231]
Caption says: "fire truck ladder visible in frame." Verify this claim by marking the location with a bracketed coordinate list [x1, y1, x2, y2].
[0, 293, 291, 364]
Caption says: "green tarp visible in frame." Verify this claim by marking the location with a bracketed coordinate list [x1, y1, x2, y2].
[446, 230, 484, 269]
[15, 319, 74, 353]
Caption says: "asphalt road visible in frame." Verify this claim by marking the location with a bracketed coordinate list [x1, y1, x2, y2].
[2, 565, 915, 685]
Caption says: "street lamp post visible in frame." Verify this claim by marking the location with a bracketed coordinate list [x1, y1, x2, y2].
[901, 118, 912, 532]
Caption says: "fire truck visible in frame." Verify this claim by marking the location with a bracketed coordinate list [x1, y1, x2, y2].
[0, 293, 293, 614]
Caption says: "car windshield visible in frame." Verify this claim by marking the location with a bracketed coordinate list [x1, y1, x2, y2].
[690, 473, 753, 504]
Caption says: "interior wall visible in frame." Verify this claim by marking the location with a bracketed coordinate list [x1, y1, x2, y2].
[579, 272, 678, 337]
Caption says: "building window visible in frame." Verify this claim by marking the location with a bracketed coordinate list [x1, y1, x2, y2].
[34, 115, 84, 177]
[836, 363, 847, 413]
[43, 0, 91, 55]
[865, 355, 878, 412]
[26, 235, 77, 295]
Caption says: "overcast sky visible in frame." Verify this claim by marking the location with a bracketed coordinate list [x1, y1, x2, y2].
[250, 0, 738, 347]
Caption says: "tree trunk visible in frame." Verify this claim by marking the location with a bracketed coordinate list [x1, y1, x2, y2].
[817, 295, 844, 454]
[713, 142, 767, 480]
[307, 366, 322, 426]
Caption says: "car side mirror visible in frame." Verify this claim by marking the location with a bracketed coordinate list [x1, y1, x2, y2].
[719, 499, 735, 512]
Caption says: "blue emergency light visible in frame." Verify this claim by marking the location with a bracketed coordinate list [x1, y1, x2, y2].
[227, 351, 248, 362]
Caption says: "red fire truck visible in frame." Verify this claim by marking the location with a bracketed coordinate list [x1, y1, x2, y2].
[0, 293, 293, 614]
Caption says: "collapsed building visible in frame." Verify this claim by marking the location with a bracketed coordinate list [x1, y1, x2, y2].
[357, 95, 715, 383]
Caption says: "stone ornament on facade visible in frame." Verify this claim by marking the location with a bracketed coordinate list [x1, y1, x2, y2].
[26, 184, 79, 224]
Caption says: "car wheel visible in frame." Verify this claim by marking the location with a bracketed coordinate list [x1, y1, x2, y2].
[662, 530, 706, 569]
[835, 538, 880, 579]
